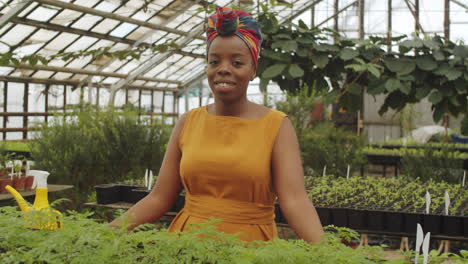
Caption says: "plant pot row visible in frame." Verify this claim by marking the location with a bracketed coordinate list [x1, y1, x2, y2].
[0, 175, 34, 193]
[95, 184, 185, 212]
[313, 207, 468, 237]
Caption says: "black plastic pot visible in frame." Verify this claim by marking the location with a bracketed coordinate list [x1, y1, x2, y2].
[367, 210, 385, 231]
[423, 214, 441, 235]
[119, 184, 140, 203]
[331, 208, 348, 227]
[128, 188, 149, 204]
[95, 184, 120, 204]
[464, 217, 468, 237]
[403, 212, 422, 233]
[315, 207, 331, 226]
[385, 211, 403, 232]
[441, 215, 463, 236]
[347, 209, 367, 230]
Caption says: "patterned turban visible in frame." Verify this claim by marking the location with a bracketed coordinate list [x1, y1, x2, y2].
[206, 7, 262, 71]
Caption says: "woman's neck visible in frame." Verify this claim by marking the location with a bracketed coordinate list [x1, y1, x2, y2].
[210, 98, 252, 117]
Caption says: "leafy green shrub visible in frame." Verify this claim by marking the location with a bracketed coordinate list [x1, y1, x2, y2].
[30, 107, 170, 204]
[0, 206, 464, 263]
[401, 146, 464, 183]
[301, 122, 367, 177]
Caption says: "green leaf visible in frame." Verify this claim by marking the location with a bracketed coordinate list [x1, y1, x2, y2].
[433, 50, 445, 61]
[432, 104, 445, 123]
[288, 64, 304, 78]
[296, 48, 308, 57]
[453, 45, 468, 58]
[262, 49, 291, 63]
[385, 78, 401, 92]
[367, 64, 381, 78]
[367, 80, 386, 95]
[298, 19, 309, 30]
[272, 40, 297, 52]
[339, 48, 359, 61]
[348, 83, 363, 95]
[416, 56, 437, 71]
[428, 90, 443, 104]
[423, 39, 441, 50]
[29, 56, 38, 66]
[272, 33, 292, 40]
[262, 64, 287, 79]
[461, 116, 468, 136]
[399, 82, 411, 95]
[313, 43, 339, 52]
[415, 86, 431, 100]
[454, 79, 467, 94]
[310, 53, 329, 69]
[400, 39, 424, 49]
[384, 58, 416, 75]
[445, 68, 463, 81]
[297, 36, 314, 44]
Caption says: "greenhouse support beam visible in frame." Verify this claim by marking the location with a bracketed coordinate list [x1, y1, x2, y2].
[316, 1, 358, 28]
[107, 23, 205, 105]
[11, 63, 181, 85]
[283, 0, 324, 23]
[451, 0, 468, 11]
[0, 0, 33, 28]
[0, 75, 179, 92]
[444, 0, 450, 42]
[34, 0, 205, 41]
[403, 0, 426, 35]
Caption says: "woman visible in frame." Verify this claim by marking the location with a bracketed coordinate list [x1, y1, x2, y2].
[110, 7, 324, 243]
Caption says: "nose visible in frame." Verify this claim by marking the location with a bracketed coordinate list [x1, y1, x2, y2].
[217, 61, 231, 75]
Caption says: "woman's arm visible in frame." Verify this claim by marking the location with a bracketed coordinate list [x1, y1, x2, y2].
[109, 113, 188, 230]
[272, 118, 324, 243]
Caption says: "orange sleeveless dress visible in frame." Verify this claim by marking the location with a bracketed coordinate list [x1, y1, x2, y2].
[168, 105, 287, 242]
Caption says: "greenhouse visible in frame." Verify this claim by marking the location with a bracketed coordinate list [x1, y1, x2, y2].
[0, 0, 467, 263]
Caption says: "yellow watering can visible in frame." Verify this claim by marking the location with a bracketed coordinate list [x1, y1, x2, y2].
[5, 170, 63, 230]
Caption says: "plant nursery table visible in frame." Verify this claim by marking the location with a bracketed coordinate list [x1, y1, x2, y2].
[0, 184, 73, 201]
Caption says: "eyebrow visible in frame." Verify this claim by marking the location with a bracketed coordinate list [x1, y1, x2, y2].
[208, 53, 246, 58]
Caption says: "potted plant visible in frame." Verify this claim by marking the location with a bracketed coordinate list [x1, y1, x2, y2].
[12, 161, 25, 191]
[95, 184, 121, 204]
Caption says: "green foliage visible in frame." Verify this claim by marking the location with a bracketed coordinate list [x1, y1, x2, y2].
[256, 13, 468, 128]
[365, 145, 466, 183]
[300, 122, 367, 178]
[0, 206, 461, 263]
[29, 107, 170, 205]
[307, 176, 467, 215]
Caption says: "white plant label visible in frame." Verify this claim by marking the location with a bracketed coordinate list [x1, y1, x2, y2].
[346, 165, 350, 180]
[323, 165, 326, 177]
[425, 191, 431, 214]
[414, 224, 424, 264]
[148, 170, 154, 191]
[445, 191, 450, 216]
[463, 171, 466, 187]
[422, 232, 431, 264]
[144, 169, 149, 188]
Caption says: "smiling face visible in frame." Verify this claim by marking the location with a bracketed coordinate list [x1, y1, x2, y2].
[207, 35, 256, 103]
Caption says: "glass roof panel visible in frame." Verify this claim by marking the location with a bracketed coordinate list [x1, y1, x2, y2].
[71, 14, 103, 31]
[17, 2, 39, 17]
[0, 42, 9, 53]
[94, 0, 120, 12]
[0, 24, 36, 46]
[42, 32, 80, 52]
[26, 5, 59, 22]
[15, 42, 43, 56]
[147, 15, 167, 26]
[64, 36, 99, 52]
[92, 18, 121, 34]
[126, 27, 152, 41]
[64, 56, 92, 69]
[27, 28, 58, 48]
[52, 72, 73, 80]
[102, 77, 120, 83]
[74, 0, 99, 8]
[32, 70, 55, 79]
[49, 9, 82, 26]
[110, 22, 139, 38]
[131, 9, 157, 21]
[0, 23, 13, 36]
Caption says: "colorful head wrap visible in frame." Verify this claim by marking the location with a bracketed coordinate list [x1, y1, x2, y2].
[206, 7, 262, 71]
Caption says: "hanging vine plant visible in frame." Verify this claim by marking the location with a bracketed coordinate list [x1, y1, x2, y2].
[256, 9, 468, 134]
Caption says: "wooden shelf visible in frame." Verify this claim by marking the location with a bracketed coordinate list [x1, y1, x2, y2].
[0, 184, 73, 201]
